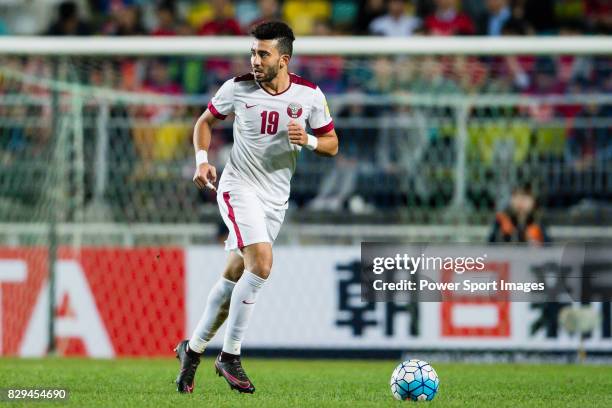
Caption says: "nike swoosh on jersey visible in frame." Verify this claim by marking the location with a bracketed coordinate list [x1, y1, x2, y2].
[245, 104, 257, 109]
[242, 300, 256, 304]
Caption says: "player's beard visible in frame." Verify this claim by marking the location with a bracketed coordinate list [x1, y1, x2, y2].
[254, 64, 279, 83]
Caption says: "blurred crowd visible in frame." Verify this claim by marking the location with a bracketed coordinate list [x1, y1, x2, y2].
[0, 0, 610, 36]
[0, 0, 611, 223]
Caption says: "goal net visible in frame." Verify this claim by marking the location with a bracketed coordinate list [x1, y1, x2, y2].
[1, 38, 610, 229]
[0, 37, 610, 357]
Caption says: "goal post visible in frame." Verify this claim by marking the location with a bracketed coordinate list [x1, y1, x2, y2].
[0, 36, 610, 55]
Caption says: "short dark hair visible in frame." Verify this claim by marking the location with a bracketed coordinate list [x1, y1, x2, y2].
[250, 21, 295, 57]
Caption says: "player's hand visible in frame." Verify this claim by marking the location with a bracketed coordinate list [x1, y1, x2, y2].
[288, 120, 307, 146]
[193, 163, 217, 192]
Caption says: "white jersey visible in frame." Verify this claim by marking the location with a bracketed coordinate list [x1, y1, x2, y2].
[208, 72, 334, 209]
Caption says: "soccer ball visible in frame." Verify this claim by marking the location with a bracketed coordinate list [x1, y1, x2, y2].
[390, 359, 439, 401]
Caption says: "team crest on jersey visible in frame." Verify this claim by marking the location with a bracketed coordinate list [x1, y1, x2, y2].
[286, 102, 303, 119]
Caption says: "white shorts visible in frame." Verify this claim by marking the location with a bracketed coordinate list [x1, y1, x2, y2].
[217, 186, 286, 254]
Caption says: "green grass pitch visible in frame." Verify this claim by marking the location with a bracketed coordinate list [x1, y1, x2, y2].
[1, 358, 612, 407]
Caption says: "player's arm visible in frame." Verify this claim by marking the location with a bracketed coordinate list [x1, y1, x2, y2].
[311, 129, 339, 157]
[192, 109, 220, 191]
[194, 77, 234, 190]
[288, 120, 338, 157]
[295, 86, 338, 157]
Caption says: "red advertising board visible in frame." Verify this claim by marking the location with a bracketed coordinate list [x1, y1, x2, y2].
[0, 247, 184, 357]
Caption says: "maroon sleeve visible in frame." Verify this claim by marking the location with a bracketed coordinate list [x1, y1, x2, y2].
[207, 101, 227, 120]
[312, 121, 335, 136]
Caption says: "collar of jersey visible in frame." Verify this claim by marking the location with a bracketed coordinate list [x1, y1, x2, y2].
[255, 75, 292, 97]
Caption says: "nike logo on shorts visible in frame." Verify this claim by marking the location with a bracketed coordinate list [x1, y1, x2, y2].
[245, 104, 257, 109]
[242, 300, 256, 305]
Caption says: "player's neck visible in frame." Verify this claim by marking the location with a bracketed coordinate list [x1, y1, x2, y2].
[259, 71, 290, 95]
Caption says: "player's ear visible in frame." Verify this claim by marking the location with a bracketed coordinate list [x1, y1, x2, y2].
[280, 54, 290, 69]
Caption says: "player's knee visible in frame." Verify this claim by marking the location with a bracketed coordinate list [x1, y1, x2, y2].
[248, 254, 272, 279]
[243, 243, 273, 279]
[249, 256, 271, 279]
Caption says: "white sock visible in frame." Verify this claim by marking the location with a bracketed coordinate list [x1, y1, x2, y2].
[189, 277, 236, 353]
[222, 270, 266, 355]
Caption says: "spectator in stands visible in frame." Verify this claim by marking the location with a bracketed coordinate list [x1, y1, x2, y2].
[107, 4, 146, 36]
[366, 56, 397, 96]
[198, 0, 242, 35]
[283, 0, 331, 35]
[368, 0, 421, 36]
[395, 56, 419, 90]
[379, 100, 433, 210]
[151, 0, 179, 36]
[498, 18, 535, 91]
[131, 59, 185, 183]
[501, 16, 532, 36]
[0, 105, 27, 163]
[299, 19, 346, 94]
[307, 90, 377, 212]
[46, 1, 92, 36]
[586, 0, 612, 34]
[195, 0, 242, 88]
[414, 0, 434, 19]
[143, 59, 182, 96]
[521, 57, 567, 127]
[248, 0, 282, 32]
[489, 184, 549, 244]
[514, 0, 556, 34]
[424, 0, 475, 35]
[567, 103, 612, 170]
[527, 57, 564, 96]
[409, 56, 461, 94]
[453, 55, 489, 93]
[556, 21, 591, 112]
[462, 0, 488, 24]
[355, 0, 387, 35]
[477, 0, 511, 36]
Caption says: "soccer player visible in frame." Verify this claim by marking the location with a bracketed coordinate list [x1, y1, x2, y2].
[175, 21, 338, 394]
